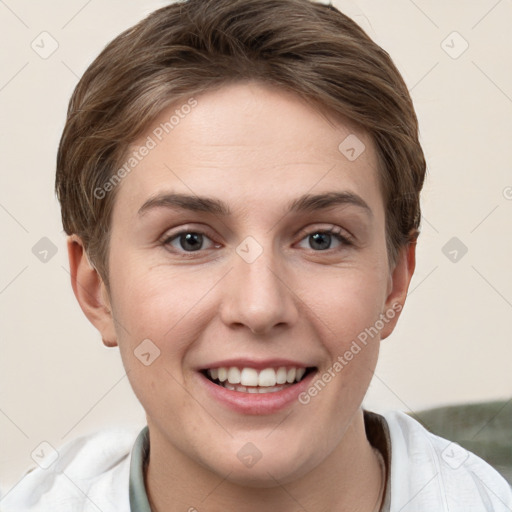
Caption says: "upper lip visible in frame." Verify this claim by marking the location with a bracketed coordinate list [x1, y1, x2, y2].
[198, 358, 314, 371]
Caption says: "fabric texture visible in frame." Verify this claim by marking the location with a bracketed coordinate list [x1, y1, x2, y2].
[414, 399, 512, 485]
[129, 426, 151, 512]
[0, 426, 139, 512]
[1, 410, 511, 511]
[386, 411, 512, 511]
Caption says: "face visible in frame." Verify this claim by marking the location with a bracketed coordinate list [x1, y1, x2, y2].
[95, 81, 407, 486]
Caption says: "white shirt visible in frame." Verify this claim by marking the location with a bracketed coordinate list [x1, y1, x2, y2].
[1, 410, 511, 511]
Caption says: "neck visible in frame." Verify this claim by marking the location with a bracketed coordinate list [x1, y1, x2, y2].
[145, 410, 383, 512]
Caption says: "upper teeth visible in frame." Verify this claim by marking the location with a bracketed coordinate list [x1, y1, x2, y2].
[208, 366, 307, 387]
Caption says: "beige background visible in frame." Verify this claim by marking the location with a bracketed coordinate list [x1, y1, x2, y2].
[1, 0, 511, 494]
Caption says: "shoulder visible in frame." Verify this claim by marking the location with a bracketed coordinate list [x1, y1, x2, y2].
[381, 410, 512, 511]
[0, 425, 143, 512]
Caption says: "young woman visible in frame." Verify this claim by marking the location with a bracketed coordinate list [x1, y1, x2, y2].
[3, 1, 511, 510]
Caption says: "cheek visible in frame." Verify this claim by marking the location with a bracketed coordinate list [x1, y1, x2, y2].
[108, 264, 199, 412]
[303, 265, 388, 340]
[108, 256, 222, 371]
[299, 265, 387, 402]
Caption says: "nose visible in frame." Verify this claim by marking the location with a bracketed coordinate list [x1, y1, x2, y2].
[219, 247, 299, 336]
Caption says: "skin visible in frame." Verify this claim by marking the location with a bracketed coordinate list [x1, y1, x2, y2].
[68, 81, 416, 511]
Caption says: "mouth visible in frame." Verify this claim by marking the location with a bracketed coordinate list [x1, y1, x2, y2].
[201, 365, 317, 394]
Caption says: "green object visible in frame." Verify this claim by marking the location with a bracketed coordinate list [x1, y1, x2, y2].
[411, 400, 512, 485]
[129, 425, 152, 512]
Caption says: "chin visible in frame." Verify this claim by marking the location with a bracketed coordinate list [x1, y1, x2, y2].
[204, 443, 319, 488]
[224, 464, 308, 489]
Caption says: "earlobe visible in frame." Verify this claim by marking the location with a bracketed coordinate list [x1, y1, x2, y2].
[67, 235, 118, 347]
[380, 240, 417, 340]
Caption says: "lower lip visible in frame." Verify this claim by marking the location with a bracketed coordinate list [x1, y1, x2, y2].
[199, 371, 317, 415]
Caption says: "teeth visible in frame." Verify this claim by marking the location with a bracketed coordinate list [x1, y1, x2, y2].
[259, 385, 283, 393]
[286, 368, 296, 383]
[217, 383, 288, 394]
[206, 365, 310, 390]
[227, 367, 241, 384]
[258, 368, 277, 387]
[276, 367, 287, 384]
[240, 368, 259, 387]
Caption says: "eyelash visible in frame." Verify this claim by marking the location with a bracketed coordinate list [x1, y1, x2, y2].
[296, 225, 353, 249]
[161, 225, 354, 254]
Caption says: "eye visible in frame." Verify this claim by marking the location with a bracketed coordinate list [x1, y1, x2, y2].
[296, 227, 353, 251]
[163, 230, 218, 252]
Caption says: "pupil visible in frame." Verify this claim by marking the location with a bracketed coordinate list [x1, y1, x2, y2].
[310, 233, 331, 250]
[181, 233, 203, 251]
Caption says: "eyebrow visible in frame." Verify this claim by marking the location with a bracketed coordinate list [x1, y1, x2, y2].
[137, 191, 372, 218]
[138, 193, 231, 216]
[288, 191, 372, 217]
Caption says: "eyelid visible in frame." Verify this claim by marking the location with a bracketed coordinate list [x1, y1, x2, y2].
[295, 224, 355, 245]
[160, 224, 220, 247]
[160, 223, 355, 254]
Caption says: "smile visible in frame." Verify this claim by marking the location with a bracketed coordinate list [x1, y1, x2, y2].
[203, 366, 315, 394]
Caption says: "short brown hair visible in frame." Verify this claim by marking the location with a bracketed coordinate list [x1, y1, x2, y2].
[56, 0, 426, 285]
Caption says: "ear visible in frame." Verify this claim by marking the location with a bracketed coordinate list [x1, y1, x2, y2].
[380, 239, 417, 340]
[67, 235, 117, 347]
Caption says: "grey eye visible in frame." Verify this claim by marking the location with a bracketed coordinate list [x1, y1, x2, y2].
[178, 233, 204, 251]
[165, 231, 216, 252]
[309, 232, 333, 250]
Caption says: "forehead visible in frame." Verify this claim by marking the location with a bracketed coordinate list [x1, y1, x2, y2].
[113, 81, 383, 219]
